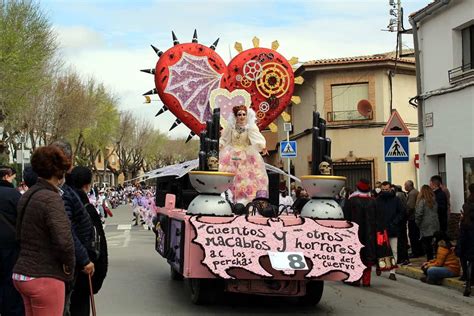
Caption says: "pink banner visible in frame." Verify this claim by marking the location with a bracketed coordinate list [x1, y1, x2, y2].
[190, 216, 365, 282]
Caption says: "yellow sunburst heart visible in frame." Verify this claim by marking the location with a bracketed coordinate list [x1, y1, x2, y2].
[269, 122, 278, 133]
[234, 42, 243, 52]
[271, 40, 279, 51]
[294, 76, 304, 85]
[291, 96, 301, 104]
[252, 36, 260, 48]
[281, 112, 291, 122]
[289, 57, 299, 65]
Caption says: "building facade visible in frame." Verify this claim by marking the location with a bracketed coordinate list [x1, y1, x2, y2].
[94, 147, 124, 187]
[269, 52, 419, 190]
[411, 0, 474, 214]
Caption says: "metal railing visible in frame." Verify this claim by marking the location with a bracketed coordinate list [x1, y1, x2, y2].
[326, 110, 373, 122]
[448, 63, 473, 83]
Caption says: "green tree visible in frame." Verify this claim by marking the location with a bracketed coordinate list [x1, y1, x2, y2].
[0, 0, 58, 147]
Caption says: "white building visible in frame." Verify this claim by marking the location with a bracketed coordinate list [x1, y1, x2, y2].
[410, 0, 474, 214]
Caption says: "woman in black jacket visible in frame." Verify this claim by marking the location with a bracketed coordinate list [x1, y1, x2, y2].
[456, 199, 474, 284]
[0, 166, 23, 315]
[69, 167, 108, 316]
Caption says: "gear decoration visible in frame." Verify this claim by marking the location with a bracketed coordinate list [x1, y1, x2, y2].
[257, 52, 274, 63]
[256, 111, 265, 120]
[255, 62, 290, 98]
[243, 60, 263, 81]
[259, 102, 270, 113]
[240, 77, 252, 88]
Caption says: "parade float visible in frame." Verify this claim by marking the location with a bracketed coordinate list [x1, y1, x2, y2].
[141, 31, 365, 305]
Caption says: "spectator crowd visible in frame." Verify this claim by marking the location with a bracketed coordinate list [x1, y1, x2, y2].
[1, 141, 473, 316]
[341, 176, 474, 296]
[0, 142, 109, 316]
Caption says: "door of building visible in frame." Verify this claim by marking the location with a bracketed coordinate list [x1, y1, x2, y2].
[332, 160, 375, 191]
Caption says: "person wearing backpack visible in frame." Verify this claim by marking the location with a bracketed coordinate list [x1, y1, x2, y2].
[0, 166, 24, 315]
[70, 166, 108, 315]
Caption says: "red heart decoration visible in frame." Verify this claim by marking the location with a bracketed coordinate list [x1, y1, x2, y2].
[224, 48, 294, 130]
[154, 43, 293, 133]
[154, 43, 227, 134]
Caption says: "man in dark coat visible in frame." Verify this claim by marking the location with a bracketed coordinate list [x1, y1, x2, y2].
[0, 166, 24, 315]
[69, 166, 109, 315]
[393, 185, 409, 265]
[343, 179, 376, 286]
[456, 184, 474, 284]
[52, 141, 94, 316]
[405, 180, 422, 258]
[430, 175, 448, 233]
[376, 181, 404, 281]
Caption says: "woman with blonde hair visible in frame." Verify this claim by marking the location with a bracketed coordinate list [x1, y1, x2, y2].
[415, 185, 440, 260]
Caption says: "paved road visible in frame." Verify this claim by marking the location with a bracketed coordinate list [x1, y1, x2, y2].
[95, 205, 474, 315]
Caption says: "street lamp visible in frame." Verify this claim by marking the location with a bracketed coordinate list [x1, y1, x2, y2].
[17, 135, 26, 182]
[0, 127, 9, 161]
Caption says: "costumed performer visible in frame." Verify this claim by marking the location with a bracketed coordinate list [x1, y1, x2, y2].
[219, 104, 269, 205]
[343, 179, 377, 286]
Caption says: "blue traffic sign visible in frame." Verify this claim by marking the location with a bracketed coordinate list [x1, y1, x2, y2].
[384, 136, 409, 162]
[280, 141, 297, 158]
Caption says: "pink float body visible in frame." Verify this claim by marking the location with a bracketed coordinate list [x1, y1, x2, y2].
[159, 206, 356, 282]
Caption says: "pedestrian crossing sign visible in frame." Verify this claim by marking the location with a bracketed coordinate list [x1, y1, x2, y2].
[384, 136, 409, 162]
[280, 141, 297, 158]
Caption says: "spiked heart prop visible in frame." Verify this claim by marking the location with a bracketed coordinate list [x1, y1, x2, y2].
[225, 46, 295, 130]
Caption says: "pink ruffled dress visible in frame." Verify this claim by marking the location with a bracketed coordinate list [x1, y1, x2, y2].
[219, 122, 268, 205]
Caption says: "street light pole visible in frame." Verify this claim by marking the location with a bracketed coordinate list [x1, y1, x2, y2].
[20, 140, 24, 182]
[287, 129, 291, 193]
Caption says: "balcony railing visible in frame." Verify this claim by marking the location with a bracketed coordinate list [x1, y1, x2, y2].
[326, 110, 373, 122]
[448, 63, 474, 83]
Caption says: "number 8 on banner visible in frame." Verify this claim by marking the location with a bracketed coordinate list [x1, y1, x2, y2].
[268, 252, 308, 271]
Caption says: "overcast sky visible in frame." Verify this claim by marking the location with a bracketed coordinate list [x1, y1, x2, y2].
[41, 0, 431, 138]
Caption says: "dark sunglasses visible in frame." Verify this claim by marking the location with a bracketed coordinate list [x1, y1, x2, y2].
[237, 113, 247, 117]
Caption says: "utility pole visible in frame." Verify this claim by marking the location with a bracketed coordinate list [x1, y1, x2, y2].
[386, 0, 404, 184]
[387, 0, 409, 58]
[18, 135, 26, 182]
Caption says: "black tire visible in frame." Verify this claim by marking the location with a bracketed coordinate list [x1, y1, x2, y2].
[185, 278, 220, 305]
[299, 281, 324, 306]
[170, 266, 183, 281]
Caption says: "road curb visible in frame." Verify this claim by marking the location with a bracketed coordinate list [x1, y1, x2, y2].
[396, 266, 465, 292]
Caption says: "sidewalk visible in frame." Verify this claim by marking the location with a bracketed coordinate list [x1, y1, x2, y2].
[396, 257, 465, 292]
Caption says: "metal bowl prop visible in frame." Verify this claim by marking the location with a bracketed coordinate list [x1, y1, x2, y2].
[188, 171, 235, 194]
[300, 175, 346, 198]
[300, 199, 344, 219]
[187, 171, 235, 216]
[299, 175, 346, 219]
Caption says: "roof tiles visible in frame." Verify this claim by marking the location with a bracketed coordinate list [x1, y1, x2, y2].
[303, 51, 415, 67]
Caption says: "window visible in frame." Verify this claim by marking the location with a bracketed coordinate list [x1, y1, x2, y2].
[437, 155, 447, 185]
[330, 83, 369, 121]
[462, 25, 474, 69]
[449, 25, 474, 82]
[463, 158, 474, 200]
[98, 154, 101, 163]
